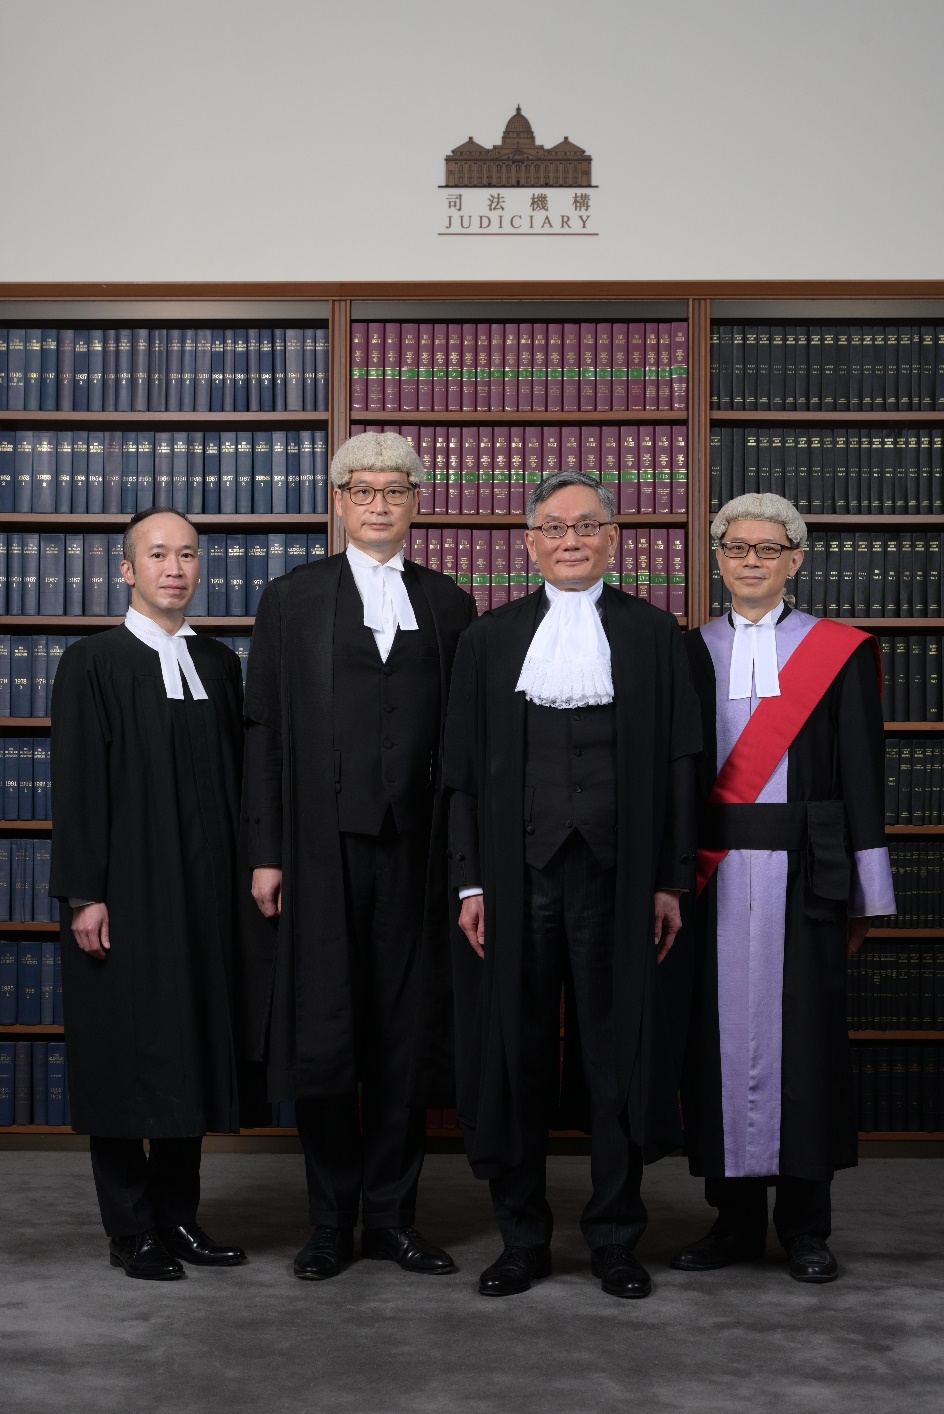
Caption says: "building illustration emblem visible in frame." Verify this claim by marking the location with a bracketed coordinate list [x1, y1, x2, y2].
[443, 106, 594, 189]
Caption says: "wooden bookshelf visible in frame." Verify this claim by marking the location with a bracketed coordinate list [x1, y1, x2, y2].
[850, 1031, 944, 1041]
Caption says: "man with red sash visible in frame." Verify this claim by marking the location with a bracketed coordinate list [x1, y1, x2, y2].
[674, 494, 895, 1284]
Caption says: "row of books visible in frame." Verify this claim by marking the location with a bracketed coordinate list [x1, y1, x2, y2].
[0, 328, 329, 414]
[264, 1104, 459, 1132]
[351, 321, 689, 415]
[0, 532, 327, 618]
[0, 940, 62, 1026]
[1, 739, 50, 820]
[708, 426, 944, 515]
[877, 637, 943, 723]
[0, 428, 330, 515]
[848, 942, 944, 1031]
[709, 324, 944, 413]
[885, 739, 943, 826]
[0, 839, 57, 922]
[0, 1040, 70, 1127]
[0, 635, 72, 717]
[708, 531, 943, 619]
[852, 1044, 944, 1133]
[418, 527, 687, 615]
[876, 844, 944, 928]
[353, 423, 689, 516]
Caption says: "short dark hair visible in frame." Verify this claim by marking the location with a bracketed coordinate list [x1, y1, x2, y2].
[123, 507, 197, 567]
[526, 470, 615, 528]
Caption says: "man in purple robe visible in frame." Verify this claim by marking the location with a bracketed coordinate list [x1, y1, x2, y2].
[674, 493, 895, 1283]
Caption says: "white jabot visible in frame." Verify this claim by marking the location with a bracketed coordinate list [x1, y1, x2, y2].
[123, 606, 208, 701]
[515, 579, 613, 709]
[346, 543, 418, 662]
[728, 602, 785, 700]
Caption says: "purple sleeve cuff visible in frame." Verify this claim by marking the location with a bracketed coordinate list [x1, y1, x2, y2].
[849, 847, 896, 917]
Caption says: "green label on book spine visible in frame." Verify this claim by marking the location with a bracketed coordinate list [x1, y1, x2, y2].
[350, 368, 368, 379]
[613, 369, 628, 380]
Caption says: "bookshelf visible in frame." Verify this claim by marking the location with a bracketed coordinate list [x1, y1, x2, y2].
[1, 282, 942, 1147]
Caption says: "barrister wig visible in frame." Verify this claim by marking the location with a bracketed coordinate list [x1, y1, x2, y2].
[329, 431, 426, 489]
[711, 493, 808, 550]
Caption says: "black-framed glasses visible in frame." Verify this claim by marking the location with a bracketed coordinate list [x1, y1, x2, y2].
[344, 484, 415, 506]
[536, 517, 613, 540]
[719, 540, 794, 560]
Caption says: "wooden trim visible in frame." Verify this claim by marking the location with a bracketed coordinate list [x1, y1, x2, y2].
[0, 922, 58, 933]
[711, 411, 944, 425]
[0, 719, 50, 729]
[352, 409, 688, 425]
[883, 722, 944, 732]
[0, 1025, 62, 1035]
[0, 821, 51, 832]
[866, 928, 944, 937]
[0, 412, 328, 429]
[886, 825, 944, 835]
[850, 1031, 944, 1040]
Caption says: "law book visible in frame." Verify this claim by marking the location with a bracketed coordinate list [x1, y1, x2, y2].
[483, 323, 501, 414]
[313, 432, 328, 514]
[16, 737, 32, 820]
[235, 432, 253, 514]
[561, 323, 579, 412]
[83, 534, 108, 616]
[229, 328, 247, 413]
[509, 426, 525, 516]
[610, 321, 628, 413]
[46, 1041, 65, 1128]
[100, 429, 121, 514]
[307, 534, 327, 561]
[314, 327, 329, 412]
[447, 428, 462, 514]
[643, 323, 659, 411]
[825, 532, 841, 617]
[432, 426, 448, 514]
[0, 635, 9, 716]
[32, 432, 56, 514]
[226, 535, 247, 616]
[194, 328, 212, 412]
[0, 840, 9, 920]
[97, 328, 114, 411]
[409, 527, 427, 568]
[246, 327, 261, 411]
[532, 323, 548, 412]
[619, 528, 636, 596]
[12, 840, 34, 923]
[29, 1040, 48, 1125]
[70, 328, 89, 412]
[600, 427, 618, 504]
[620, 425, 639, 514]
[246, 535, 268, 616]
[418, 426, 435, 515]
[3, 737, 18, 818]
[593, 322, 612, 412]
[649, 530, 669, 610]
[83, 429, 102, 515]
[542, 426, 561, 483]
[11, 638, 30, 716]
[636, 531, 650, 602]
[353, 320, 373, 413]
[657, 322, 673, 411]
[578, 322, 595, 412]
[39, 535, 65, 616]
[456, 529, 472, 595]
[547, 323, 563, 413]
[457, 323, 475, 412]
[384, 322, 401, 412]
[0, 940, 15, 1024]
[0, 1042, 14, 1125]
[400, 323, 419, 412]
[364, 321, 384, 412]
[23, 330, 41, 411]
[655, 428, 672, 514]
[51, 430, 72, 515]
[145, 326, 165, 412]
[22, 533, 39, 616]
[479, 426, 496, 515]
[0, 328, 5, 409]
[297, 430, 314, 515]
[513, 321, 532, 413]
[7, 533, 23, 615]
[108, 535, 129, 616]
[129, 327, 148, 411]
[204, 535, 226, 617]
[471, 529, 490, 616]
[68, 428, 87, 515]
[0, 431, 13, 512]
[13, 1040, 31, 1123]
[6, 329, 25, 410]
[669, 531, 686, 616]
[40, 329, 59, 410]
[671, 320, 688, 411]
[266, 531, 286, 587]
[285, 532, 307, 576]
[638, 427, 655, 515]
[461, 427, 478, 514]
[198, 430, 219, 517]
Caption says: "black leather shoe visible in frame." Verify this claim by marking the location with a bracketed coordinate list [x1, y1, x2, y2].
[590, 1244, 652, 1299]
[293, 1226, 354, 1281]
[109, 1231, 185, 1281]
[158, 1222, 247, 1267]
[786, 1234, 838, 1283]
[671, 1226, 766, 1271]
[478, 1245, 552, 1297]
[362, 1226, 456, 1274]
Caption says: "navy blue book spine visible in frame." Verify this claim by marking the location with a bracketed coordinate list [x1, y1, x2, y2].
[148, 327, 167, 411]
[108, 536, 130, 616]
[0, 942, 15, 1024]
[286, 430, 300, 514]
[207, 536, 226, 617]
[0, 1042, 14, 1124]
[203, 432, 220, 515]
[194, 329, 212, 412]
[40, 941, 55, 1024]
[103, 329, 119, 410]
[39, 536, 65, 615]
[63, 1064, 71, 1128]
[32, 1041, 48, 1125]
[11, 639, 30, 716]
[121, 430, 138, 514]
[2, 739, 16, 819]
[0, 840, 10, 919]
[246, 535, 268, 615]
[53, 942, 63, 1025]
[17, 939, 40, 1019]
[6, 329, 26, 410]
[271, 429, 287, 514]
[180, 328, 196, 411]
[273, 328, 286, 411]
[226, 536, 247, 617]
[55, 431, 73, 513]
[308, 533, 328, 561]
[136, 430, 154, 508]
[86, 431, 104, 513]
[315, 326, 329, 411]
[286, 533, 307, 575]
[172, 432, 189, 512]
[65, 537, 83, 616]
[33, 840, 51, 922]
[0, 430, 14, 511]
[83, 535, 109, 616]
[285, 329, 303, 412]
[165, 327, 182, 411]
[187, 432, 204, 514]
[153, 431, 173, 509]
[32, 432, 56, 513]
[234, 330, 248, 412]
[0, 328, 5, 409]
[190, 536, 209, 618]
[18, 738, 33, 820]
[14, 1041, 31, 1123]
[247, 327, 261, 412]
[223, 328, 235, 411]
[259, 328, 274, 412]
[24, 329, 42, 410]
[14, 430, 32, 512]
[88, 329, 104, 411]
[267, 532, 286, 584]
[299, 431, 314, 514]
[102, 430, 122, 514]
[41, 329, 59, 410]
[31, 636, 48, 717]
[47, 636, 66, 697]
[131, 328, 149, 411]
[22, 534, 40, 615]
[73, 330, 89, 411]
[303, 328, 316, 410]
[71, 430, 88, 514]
[46, 1042, 65, 1126]
[232, 638, 249, 685]
[55, 329, 74, 409]
[236, 432, 253, 513]
[219, 432, 236, 514]
[210, 329, 224, 411]
[252, 431, 272, 514]
[8, 533, 23, 615]
[33, 736, 49, 820]
[313, 432, 328, 513]
[115, 329, 132, 411]
[0, 634, 10, 715]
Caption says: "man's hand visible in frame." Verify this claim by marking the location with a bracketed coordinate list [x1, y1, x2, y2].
[847, 916, 871, 960]
[653, 890, 683, 964]
[252, 867, 283, 919]
[72, 902, 110, 961]
[458, 895, 485, 959]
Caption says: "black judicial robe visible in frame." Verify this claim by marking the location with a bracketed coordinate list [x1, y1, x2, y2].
[237, 555, 476, 1104]
[49, 628, 244, 1137]
[442, 587, 702, 1174]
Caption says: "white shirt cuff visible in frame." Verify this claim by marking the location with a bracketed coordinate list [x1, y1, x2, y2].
[458, 887, 483, 900]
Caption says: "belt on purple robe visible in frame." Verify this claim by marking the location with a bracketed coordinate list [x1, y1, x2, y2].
[699, 800, 851, 903]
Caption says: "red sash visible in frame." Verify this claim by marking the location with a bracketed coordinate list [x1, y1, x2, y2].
[696, 619, 879, 896]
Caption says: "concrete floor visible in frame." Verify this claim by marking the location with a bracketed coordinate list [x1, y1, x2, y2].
[1, 1152, 942, 1414]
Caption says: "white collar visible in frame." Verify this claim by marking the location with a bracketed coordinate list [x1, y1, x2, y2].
[346, 543, 406, 573]
[545, 577, 604, 606]
[516, 578, 612, 709]
[123, 606, 208, 701]
[345, 542, 418, 635]
[728, 601, 785, 700]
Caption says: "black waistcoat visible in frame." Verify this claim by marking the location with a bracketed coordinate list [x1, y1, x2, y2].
[332, 558, 441, 835]
[523, 700, 617, 870]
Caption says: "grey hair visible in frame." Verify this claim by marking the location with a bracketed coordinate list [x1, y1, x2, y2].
[710, 493, 808, 550]
[329, 431, 425, 488]
[526, 469, 615, 529]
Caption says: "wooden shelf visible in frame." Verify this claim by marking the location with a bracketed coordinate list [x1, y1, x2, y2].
[866, 928, 944, 938]
[886, 825, 944, 835]
[0, 411, 329, 428]
[884, 723, 944, 732]
[0, 514, 329, 528]
[0, 821, 51, 833]
[711, 411, 944, 425]
[0, 1126, 72, 1134]
[859, 1132, 944, 1141]
[0, 720, 50, 729]
[802, 515, 944, 527]
[0, 1024, 63, 1035]
[354, 409, 689, 425]
[0, 922, 58, 933]
[835, 620, 944, 630]
[850, 1031, 944, 1040]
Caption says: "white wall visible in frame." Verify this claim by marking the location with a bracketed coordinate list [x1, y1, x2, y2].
[1, 0, 941, 282]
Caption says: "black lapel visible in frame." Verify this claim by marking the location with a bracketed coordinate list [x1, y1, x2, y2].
[285, 556, 344, 799]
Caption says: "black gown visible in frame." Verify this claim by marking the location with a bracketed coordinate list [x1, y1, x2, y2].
[49, 627, 244, 1138]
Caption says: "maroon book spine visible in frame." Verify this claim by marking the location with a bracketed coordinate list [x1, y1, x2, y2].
[547, 323, 563, 412]
[562, 425, 579, 474]
[580, 426, 600, 479]
[669, 529, 686, 616]
[349, 424, 365, 436]
[368, 322, 385, 412]
[510, 528, 529, 601]
[457, 528, 472, 596]
[384, 322, 400, 411]
[472, 528, 491, 616]
[650, 529, 668, 609]
[658, 322, 672, 411]
[655, 426, 672, 514]
[579, 321, 596, 412]
[672, 426, 688, 514]
[462, 426, 478, 513]
[636, 530, 651, 602]
[532, 323, 548, 412]
[410, 527, 428, 567]
[525, 427, 542, 509]
[628, 322, 645, 411]
[595, 322, 612, 412]
[418, 323, 433, 411]
[672, 321, 688, 412]
[400, 323, 419, 412]
[434, 425, 448, 513]
[491, 529, 510, 609]
[350, 321, 368, 412]
[427, 526, 442, 573]
[639, 426, 655, 514]
[644, 322, 659, 411]
[542, 425, 561, 479]
[432, 323, 448, 412]
[442, 525, 458, 580]
[601, 426, 619, 505]
[418, 425, 434, 514]
[476, 324, 491, 412]
[510, 425, 526, 515]
[477, 425, 493, 514]
[620, 426, 639, 513]
[447, 323, 462, 411]
[612, 322, 628, 412]
[503, 323, 518, 412]
[493, 426, 510, 516]
[621, 528, 637, 595]
[489, 323, 504, 413]
[563, 323, 580, 412]
[447, 427, 462, 513]
[461, 324, 477, 411]
[518, 323, 533, 412]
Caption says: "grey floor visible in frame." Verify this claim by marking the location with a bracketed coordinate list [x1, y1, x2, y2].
[1, 1152, 942, 1414]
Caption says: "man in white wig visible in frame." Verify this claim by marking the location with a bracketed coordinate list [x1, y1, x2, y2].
[444, 469, 701, 1300]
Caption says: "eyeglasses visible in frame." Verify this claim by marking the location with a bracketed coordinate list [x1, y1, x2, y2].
[536, 518, 613, 540]
[344, 484, 415, 506]
[719, 540, 793, 560]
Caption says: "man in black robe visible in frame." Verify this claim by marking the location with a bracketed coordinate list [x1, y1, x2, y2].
[50, 507, 247, 1281]
[444, 469, 701, 1299]
[243, 431, 475, 1282]
[673, 494, 895, 1283]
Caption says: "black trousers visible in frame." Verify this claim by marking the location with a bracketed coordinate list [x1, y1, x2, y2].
[489, 833, 647, 1252]
[705, 1175, 832, 1246]
[295, 817, 428, 1230]
[89, 1136, 202, 1238]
